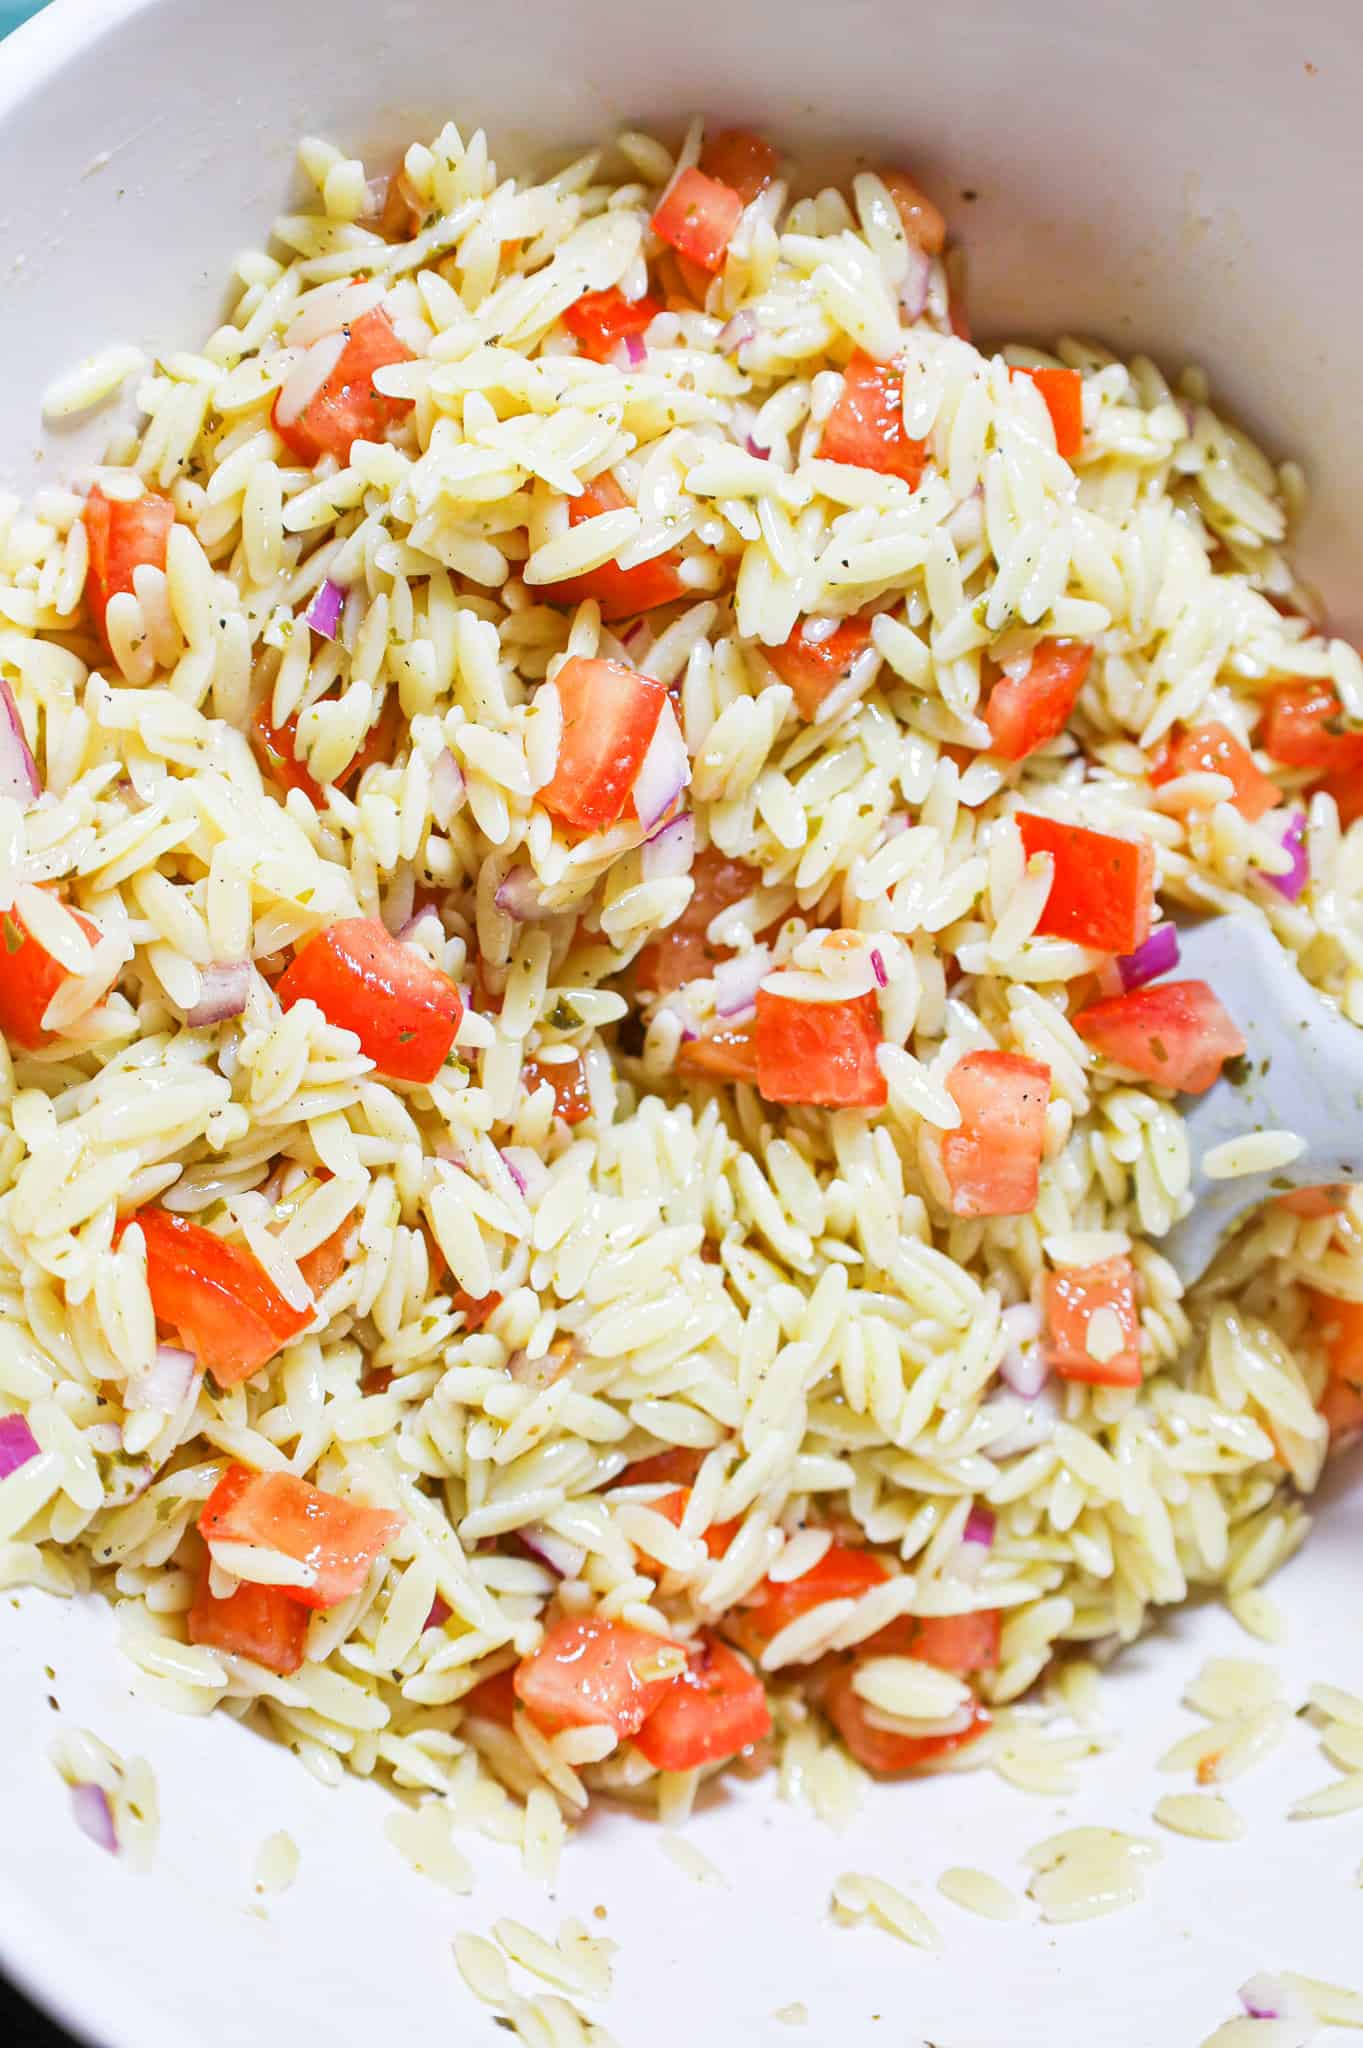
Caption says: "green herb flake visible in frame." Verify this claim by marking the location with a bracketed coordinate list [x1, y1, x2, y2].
[2, 913, 22, 955]
[549, 997, 582, 1031]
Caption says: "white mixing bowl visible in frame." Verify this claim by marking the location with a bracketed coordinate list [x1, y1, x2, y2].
[1, 2, 1361, 2041]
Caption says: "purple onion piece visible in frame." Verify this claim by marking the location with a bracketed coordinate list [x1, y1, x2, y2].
[303, 577, 346, 641]
[516, 1525, 587, 1579]
[642, 811, 695, 882]
[999, 1340, 1049, 1399]
[1115, 922, 1180, 993]
[424, 1595, 452, 1632]
[186, 960, 250, 1028]
[494, 866, 550, 921]
[623, 331, 647, 367]
[70, 1782, 119, 1855]
[0, 676, 40, 806]
[713, 946, 771, 1019]
[716, 310, 756, 358]
[962, 1506, 996, 1547]
[0, 1412, 41, 1480]
[870, 947, 888, 989]
[744, 434, 771, 460]
[900, 244, 931, 322]
[1268, 809, 1309, 902]
[501, 1149, 528, 1197]
[631, 698, 689, 832]
[125, 1346, 198, 1414]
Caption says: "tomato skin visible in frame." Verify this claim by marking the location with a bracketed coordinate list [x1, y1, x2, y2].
[878, 169, 946, 256]
[450, 1287, 503, 1329]
[297, 1218, 353, 1299]
[621, 1448, 706, 1488]
[984, 640, 1091, 761]
[83, 486, 175, 644]
[513, 1615, 681, 1737]
[277, 917, 462, 1084]
[651, 166, 744, 272]
[818, 351, 928, 487]
[187, 1559, 308, 1675]
[635, 847, 758, 994]
[1045, 1256, 1142, 1387]
[552, 476, 689, 622]
[463, 1666, 519, 1726]
[1073, 980, 1245, 1094]
[633, 1635, 770, 1770]
[1150, 721, 1281, 822]
[136, 1209, 310, 1387]
[867, 1609, 1001, 1673]
[536, 655, 669, 832]
[0, 899, 101, 1050]
[1009, 366, 1083, 460]
[1262, 682, 1363, 776]
[727, 1544, 890, 1661]
[1016, 812, 1155, 954]
[1308, 1294, 1363, 1443]
[822, 1672, 990, 1774]
[700, 130, 778, 204]
[271, 307, 415, 466]
[522, 1051, 592, 1124]
[941, 1050, 1050, 1218]
[563, 288, 660, 363]
[754, 988, 887, 1109]
[677, 1022, 760, 1084]
[199, 1464, 403, 1609]
[766, 614, 875, 721]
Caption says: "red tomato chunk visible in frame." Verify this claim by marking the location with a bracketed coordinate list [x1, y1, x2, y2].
[634, 846, 758, 994]
[462, 1666, 519, 1726]
[277, 917, 462, 1084]
[632, 1635, 770, 1770]
[822, 1673, 990, 1775]
[677, 1022, 760, 1084]
[878, 169, 947, 256]
[727, 1543, 891, 1661]
[1261, 682, 1363, 776]
[514, 1614, 681, 1737]
[553, 474, 689, 621]
[631, 1486, 738, 1570]
[1045, 1256, 1142, 1387]
[1312, 1292, 1363, 1444]
[1150, 722, 1281, 822]
[0, 897, 101, 1051]
[523, 1052, 592, 1125]
[563, 287, 660, 363]
[699, 130, 778, 204]
[187, 1560, 308, 1675]
[651, 166, 744, 273]
[767, 614, 875, 721]
[1073, 980, 1245, 1094]
[870, 1609, 1001, 1673]
[941, 1050, 1050, 1218]
[754, 988, 886, 1109]
[1016, 812, 1155, 954]
[818, 351, 928, 487]
[1010, 365, 1083, 460]
[82, 485, 174, 646]
[252, 694, 402, 808]
[199, 1464, 403, 1610]
[136, 1209, 310, 1387]
[984, 640, 1092, 761]
[272, 307, 416, 466]
[536, 656, 668, 833]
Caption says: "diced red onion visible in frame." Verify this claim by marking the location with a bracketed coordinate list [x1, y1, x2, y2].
[494, 865, 551, 921]
[431, 749, 466, 830]
[396, 906, 441, 942]
[624, 331, 647, 367]
[501, 1149, 528, 1197]
[716, 310, 756, 357]
[125, 1345, 198, 1414]
[303, 577, 346, 641]
[870, 947, 888, 989]
[0, 676, 40, 806]
[508, 1349, 559, 1390]
[501, 1145, 549, 1202]
[424, 1594, 451, 1631]
[621, 620, 650, 652]
[900, 244, 931, 323]
[70, 1782, 118, 1854]
[745, 434, 770, 460]
[713, 944, 772, 1019]
[1238, 1974, 1312, 2026]
[962, 1506, 996, 1548]
[1099, 921, 1181, 998]
[999, 1339, 1049, 1399]
[186, 960, 250, 1028]
[631, 697, 689, 832]
[517, 1524, 587, 1579]
[982, 1382, 1060, 1458]
[642, 811, 695, 882]
[1269, 809, 1309, 902]
[362, 175, 391, 222]
[0, 1411, 40, 1479]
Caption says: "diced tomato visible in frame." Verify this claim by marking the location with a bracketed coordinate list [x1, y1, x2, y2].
[277, 917, 462, 1084]
[633, 1635, 770, 1770]
[377, 168, 425, 241]
[462, 1666, 519, 1726]
[451, 1287, 503, 1329]
[297, 1217, 353, 1298]
[1310, 1293, 1363, 1445]
[1322, 1377, 1363, 1447]
[984, 640, 1092, 761]
[619, 1447, 706, 1488]
[198, 1463, 403, 1609]
[1045, 1256, 1142, 1387]
[536, 655, 669, 832]
[677, 1022, 759, 1084]
[651, 166, 744, 273]
[878, 169, 946, 256]
[1276, 1185, 1350, 1219]
[867, 1609, 1001, 1673]
[1073, 980, 1245, 1094]
[135, 1210, 311, 1387]
[822, 1670, 990, 1774]
[1262, 682, 1363, 776]
[1009, 366, 1083, 460]
[563, 287, 661, 364]
[727, 1544, 890, 1661]
[82, 485, 175, 645]
[634, 1487, 738, 1569]
[271, 308, 416, 466]
[252, 687, 402, 809]
[186, 1558, 308, 1675]
[753, 988, 886, 1109]
[634, 846, 758, 994]
[700, 129, 778, 204]
[522, 1052, 592, 1125]
[818, 351, 928, 487]
[0, 897, 101, 1051]
[1311, 765, 1363, 828]
[551, 475, 690, 623]
[1150, 721, 1281, 822]
[766, 614, 875, 721]
[513, 1615, 682, 1737]
[1016, 812, 1155, 954]
[941, 1051, 1050, 1218]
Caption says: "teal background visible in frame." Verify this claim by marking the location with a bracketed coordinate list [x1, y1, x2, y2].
[0, 2, 45, 32]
